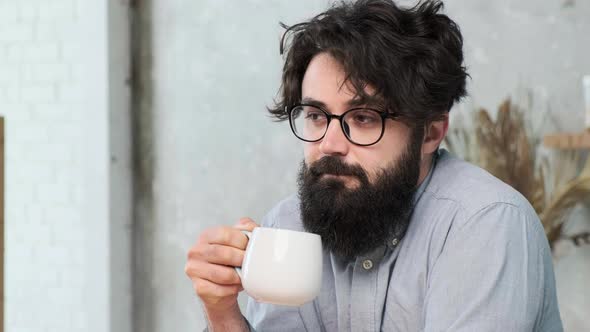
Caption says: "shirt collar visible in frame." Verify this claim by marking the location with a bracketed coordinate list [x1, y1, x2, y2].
[412, 149, 439, 205]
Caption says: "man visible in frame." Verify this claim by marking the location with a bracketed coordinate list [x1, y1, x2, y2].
[185, 0, 563, 331]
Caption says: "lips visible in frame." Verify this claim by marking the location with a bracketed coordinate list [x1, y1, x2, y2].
[316, 172, 357, 182]
[321, 173, 352, 179]
[312, 168, 358, 177]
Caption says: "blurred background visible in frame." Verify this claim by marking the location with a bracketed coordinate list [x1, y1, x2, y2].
[0, 0, 589, 331]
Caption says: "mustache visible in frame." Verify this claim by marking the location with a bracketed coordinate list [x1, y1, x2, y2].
[308, 156, 368, 181]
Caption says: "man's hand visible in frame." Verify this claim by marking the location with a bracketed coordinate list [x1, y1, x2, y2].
[185, 218, 258, 330]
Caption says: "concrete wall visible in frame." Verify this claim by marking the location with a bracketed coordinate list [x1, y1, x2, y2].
[446, 0, 590, 129]
[0, 1, 132, 331]
[141, 1, 590, 331]
[138, 1, 328, 330]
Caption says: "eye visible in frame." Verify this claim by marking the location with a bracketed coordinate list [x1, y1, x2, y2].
[350, 110, 380, 124]
[305, 112, 322, 120]
[304, 109, 326, 122]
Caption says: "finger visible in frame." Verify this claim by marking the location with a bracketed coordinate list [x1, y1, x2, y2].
[194, 278, 242, 299]
[202, 226, 249, 249]
[234, 217, 258, 232]
[203, 244, 245, 267]
[185, 261, 241, 286]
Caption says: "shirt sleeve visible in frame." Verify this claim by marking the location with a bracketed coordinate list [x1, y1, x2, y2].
[423, 202, 563, 332]
[202, 315, 255, 332]
[246, 300, 308, 331]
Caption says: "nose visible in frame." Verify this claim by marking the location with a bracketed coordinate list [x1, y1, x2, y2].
[318, 118, 350, 156]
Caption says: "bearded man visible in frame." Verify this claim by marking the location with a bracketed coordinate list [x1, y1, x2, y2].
[185, 1, 563, 331]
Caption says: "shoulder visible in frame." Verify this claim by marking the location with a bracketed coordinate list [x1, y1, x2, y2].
[423, 150, 540, 229]
[260, 194, 304, 231]
[408, 150, 549, 258]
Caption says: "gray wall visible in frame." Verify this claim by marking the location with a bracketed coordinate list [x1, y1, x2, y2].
[137, 0, 590, 331]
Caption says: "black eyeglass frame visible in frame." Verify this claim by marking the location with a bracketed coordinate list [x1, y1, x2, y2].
[287, 104, 400, 147]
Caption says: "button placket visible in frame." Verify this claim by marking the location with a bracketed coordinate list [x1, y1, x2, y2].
[351, 249, 384, 331]
[362, 259, 373, 270]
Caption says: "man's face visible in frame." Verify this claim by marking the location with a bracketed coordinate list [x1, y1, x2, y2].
[298, 52, 423, 259]
[301, 52, 414, 185]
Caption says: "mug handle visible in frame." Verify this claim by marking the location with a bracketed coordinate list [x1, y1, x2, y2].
[234, 230, 252, 279]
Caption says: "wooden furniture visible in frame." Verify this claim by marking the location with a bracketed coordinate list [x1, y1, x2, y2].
[543, 129, 590, 247]
[543, 130, 590, 149]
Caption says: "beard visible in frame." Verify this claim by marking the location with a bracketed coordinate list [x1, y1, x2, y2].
[297, 135, 422, 261]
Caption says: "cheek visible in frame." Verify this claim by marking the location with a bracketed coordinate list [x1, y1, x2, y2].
[303, 143, 319, 164]
[359, 125, 411, 176]
[356, 149, 392, 179]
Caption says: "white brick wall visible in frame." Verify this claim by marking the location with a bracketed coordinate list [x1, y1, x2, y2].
[0, 0, 129, 331]
[1, 0, 85, 329]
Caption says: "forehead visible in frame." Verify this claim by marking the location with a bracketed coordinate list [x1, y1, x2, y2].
[301, 53, 378, 107]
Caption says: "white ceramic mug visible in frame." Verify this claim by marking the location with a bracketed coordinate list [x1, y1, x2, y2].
[235, 227, 322, 306]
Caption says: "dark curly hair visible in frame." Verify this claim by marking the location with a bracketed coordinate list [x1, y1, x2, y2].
[268, 0, 468, 126]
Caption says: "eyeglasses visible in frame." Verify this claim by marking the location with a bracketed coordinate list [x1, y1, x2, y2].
[287, 104, 399, 146]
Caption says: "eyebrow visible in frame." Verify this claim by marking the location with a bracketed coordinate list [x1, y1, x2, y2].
[301, 97, 327, 108]
[300, 97, 375, 110]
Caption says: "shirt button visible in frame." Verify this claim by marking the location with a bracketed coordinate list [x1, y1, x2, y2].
[362, 259, 373, 270]
[391, 238, 399, 246]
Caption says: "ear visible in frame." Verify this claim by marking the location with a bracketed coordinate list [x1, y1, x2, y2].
[421, 113, 449, 155]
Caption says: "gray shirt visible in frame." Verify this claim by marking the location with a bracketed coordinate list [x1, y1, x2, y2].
[245, 150, 562, 331]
